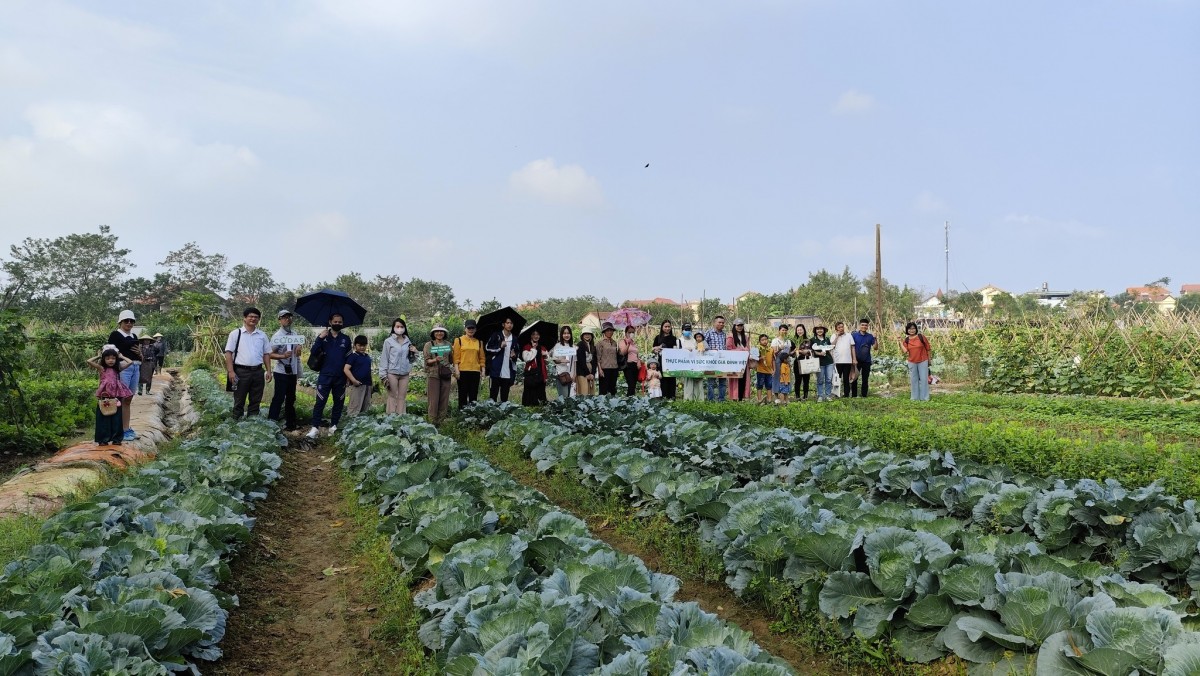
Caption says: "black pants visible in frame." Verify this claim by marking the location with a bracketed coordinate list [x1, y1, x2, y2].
[522, 375, 547, 406]
[312, 374, 347, 427]
[268, 371, 298, 428]
[232, 365, 265, 418]
[490, 376, 513, 402]
[794, 372, 811, 399]
[459, 371, 481, 408]
[599, 369, 619, 395]
[836, 363, 853, 398]
[623, 364, 640, 396]
[661, 376, 677, 400]
[851, 363, 871, 398]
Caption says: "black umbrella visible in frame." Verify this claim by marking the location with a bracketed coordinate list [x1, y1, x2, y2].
[476, 306, 526, 344]
[520, 320, 558, 349]
[294, 289, 368, 328]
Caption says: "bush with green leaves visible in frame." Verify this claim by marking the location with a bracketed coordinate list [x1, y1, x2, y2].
[469, 397, 1200, 673]
[337, 414, 795, 674]
[0, 370, 283, 674]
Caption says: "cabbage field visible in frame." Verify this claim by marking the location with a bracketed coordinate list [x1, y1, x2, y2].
[458, 397, 1200, 675]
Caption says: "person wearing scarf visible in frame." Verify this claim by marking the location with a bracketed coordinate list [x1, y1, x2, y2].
[521, 328, 550, 406]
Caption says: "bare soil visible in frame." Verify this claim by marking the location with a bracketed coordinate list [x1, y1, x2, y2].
[207, 439, 383, 676]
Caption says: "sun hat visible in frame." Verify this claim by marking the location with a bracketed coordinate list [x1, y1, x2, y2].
[733, 318, 746, 325]
[277, 309, 293, 318]
[139, 334, 154, 342]
[152, 333, 163, 338]
[118, 309, 136, 322]
[429, 324, 448, 339]
[601, 322, 615, 332]
[580, 326, 594, 336]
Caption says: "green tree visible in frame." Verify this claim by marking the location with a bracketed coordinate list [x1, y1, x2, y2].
[398, 277, 458, 318]
[697, 297, 726, 323]
[1, 225, 135, 324]
[947, 291, 984, 317]
[477, 298, 502, 314]
[227, 264, 283, 309]
[1177, 293, 1200, 317]
[789, 267, 862, 323]
[159, 242, 228, 294]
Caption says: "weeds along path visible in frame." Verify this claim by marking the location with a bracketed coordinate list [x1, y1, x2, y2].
[451, 428, 855, 676]
[209, 437, 385, 676]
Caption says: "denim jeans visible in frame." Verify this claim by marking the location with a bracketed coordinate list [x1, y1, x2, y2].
[908, 360, 930, 401]
[817, 364, 835, 399]
[705, 377, 727, 402]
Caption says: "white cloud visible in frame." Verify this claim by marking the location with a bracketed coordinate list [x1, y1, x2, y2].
[832, 89, 875, 115]
[1001, 213, 1106, 239]
[301, 0, 517, 46]
[914, 190, 947, 214]
[509, 158, 605, 208]
[299, 211, 351, 240]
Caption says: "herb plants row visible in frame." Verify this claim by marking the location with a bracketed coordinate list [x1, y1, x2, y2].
[466, 398, 1200, 675]
[0, 370, 283, 674]
[337, 414, 796, 675]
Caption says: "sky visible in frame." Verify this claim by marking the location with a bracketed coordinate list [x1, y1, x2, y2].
[1, 0, 1197, 307]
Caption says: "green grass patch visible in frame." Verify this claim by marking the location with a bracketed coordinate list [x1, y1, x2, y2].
[339, 472, 437, 675]
[673, 398, 1200, 501]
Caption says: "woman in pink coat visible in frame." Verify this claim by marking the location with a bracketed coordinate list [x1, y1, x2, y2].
[725, 319, 752, 401]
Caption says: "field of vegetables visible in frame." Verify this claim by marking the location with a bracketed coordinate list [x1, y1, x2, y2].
[0, 370, 283, 674]
[456, 397, 1200, 675]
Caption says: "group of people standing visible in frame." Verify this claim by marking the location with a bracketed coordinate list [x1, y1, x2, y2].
[89, 309, 170, 445]
[90, 306, 934, 448]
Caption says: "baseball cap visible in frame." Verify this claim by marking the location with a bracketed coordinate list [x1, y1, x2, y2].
[277, 309, 293, 318]
[464, 319, 477, 329]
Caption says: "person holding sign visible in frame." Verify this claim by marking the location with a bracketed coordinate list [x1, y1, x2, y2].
[810, 325, 835, 402]
[552, 326, 577, 400]
[423, 324, 454, 425]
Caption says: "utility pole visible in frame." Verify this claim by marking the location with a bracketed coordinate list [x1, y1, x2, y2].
[875, 224, 883, 325]
[944, 221, 950, 296]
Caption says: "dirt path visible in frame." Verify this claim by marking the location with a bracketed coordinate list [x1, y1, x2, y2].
[208, 439, 383, 676]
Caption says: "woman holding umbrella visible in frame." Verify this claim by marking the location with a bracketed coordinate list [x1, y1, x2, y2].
[520, 325, 550, 406]
[618, 325, 641, 396]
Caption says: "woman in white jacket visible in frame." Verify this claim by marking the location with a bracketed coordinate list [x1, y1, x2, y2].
[378, 317, 418, 414]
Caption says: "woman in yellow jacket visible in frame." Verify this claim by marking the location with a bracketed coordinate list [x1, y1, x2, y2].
[453, 319, 486, 408]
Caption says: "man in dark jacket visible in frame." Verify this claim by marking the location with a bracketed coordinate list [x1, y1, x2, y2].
[306, 313, 352, 438]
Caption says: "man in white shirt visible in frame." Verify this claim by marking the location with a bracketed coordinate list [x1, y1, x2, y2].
[224, 307, 273, 419]
[267, 310, 303, 430]
[830, 321, 857, 399]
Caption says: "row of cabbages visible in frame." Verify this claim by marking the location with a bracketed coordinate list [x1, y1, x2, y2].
[469, 398, 1200, 676]
[337, 414, 796, 675]
[0, 370, 283, 675]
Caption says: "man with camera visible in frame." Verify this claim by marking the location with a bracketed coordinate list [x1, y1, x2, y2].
[267, 310, 302, 430]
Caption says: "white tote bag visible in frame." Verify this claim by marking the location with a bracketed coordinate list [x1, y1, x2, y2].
[798, 358, 820, 375]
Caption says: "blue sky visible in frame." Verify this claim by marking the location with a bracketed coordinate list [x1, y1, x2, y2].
[1, 0, 1197, 307]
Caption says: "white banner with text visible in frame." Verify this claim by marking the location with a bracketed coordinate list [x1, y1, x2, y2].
[660, 348, 749, 378]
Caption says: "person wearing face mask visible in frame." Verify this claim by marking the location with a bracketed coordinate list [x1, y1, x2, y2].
[306, 313, 353, 439]
[678, 322, 705, 401]
[379, 317, 419, 415]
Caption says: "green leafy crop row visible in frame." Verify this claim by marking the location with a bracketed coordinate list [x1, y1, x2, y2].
[673, 400, 1200, 502]
[0, 370, 283, 674]
[337, 414, 797, 674]
[466, 397, 1200, 674]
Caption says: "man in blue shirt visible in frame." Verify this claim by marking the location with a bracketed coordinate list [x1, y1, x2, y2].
[703, 315, 728, 402]
[306, 313, 353, 438]
[851, 318, 876, 398]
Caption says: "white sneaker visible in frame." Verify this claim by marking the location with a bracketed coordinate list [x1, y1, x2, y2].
[327, 425, 337, 436]
[305, 427, 319, 439]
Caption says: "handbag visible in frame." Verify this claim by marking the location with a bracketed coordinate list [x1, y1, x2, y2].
[557, 371, 573, 385]
[98, 398, 120, 416]
[638, 361, 647, 382]
[798, 358, 819, 375]
[226, 328, 242, 391]
[306, 335, 326, 371]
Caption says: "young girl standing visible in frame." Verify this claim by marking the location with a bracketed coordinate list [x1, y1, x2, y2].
[87, 345, 133, 445]
[644, 361, 662, 398]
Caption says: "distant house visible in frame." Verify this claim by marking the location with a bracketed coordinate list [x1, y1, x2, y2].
[1029, 282, 1072, 308]
[516, 302, 542, 312]
[735, 290, 761, 304]
[915, 289, 945, 318]
[976, 284, 1008, 311]
[1181, 284, 1200, 296]
[580, 310, 614, 330]
[1126, 286, 1177, 314]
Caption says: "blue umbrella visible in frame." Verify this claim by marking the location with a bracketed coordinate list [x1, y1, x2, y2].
[294, 289, 368, 328]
